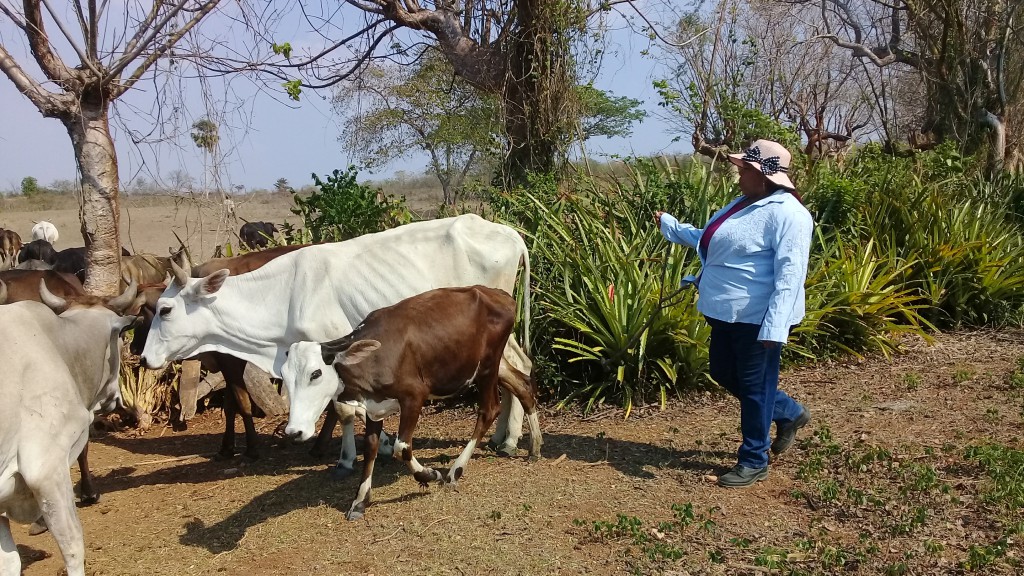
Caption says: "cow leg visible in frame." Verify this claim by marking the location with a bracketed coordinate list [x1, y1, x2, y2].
[488, 340, 530, 456]
[446, 375, 503, 485]
[347, 417, 383, 521]
[0, 515, 20, 576]
[223, 359, 260, 461]
[389, 399, 443, 488]
[77, 443, 99, 505]
[34, 477, 86, 576]
[329, 403, 358, 480]
[216, 381, 239, 459]
[497, 362, 544, 459]
[310, 406, 339, 459]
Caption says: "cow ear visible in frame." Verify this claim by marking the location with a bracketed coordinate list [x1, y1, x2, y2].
[126, 294, 146, 316]
[333, 339, 381, 366]
[194, 269, 229, 297]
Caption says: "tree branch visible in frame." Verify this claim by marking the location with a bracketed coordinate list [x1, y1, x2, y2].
[121, 0, 166, 59]
[112, 0, 222, 94]
[88, 0, 98, 60]
[21, 0, 76, 82]
[0, 1, 28, 31]
[39, 0, 101, 76]
[0, 41, 66, 116]
[107, 0, 194, 81]
[617, 1, 709, 48]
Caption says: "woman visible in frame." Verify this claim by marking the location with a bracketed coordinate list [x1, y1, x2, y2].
[655, 139, 813, 488]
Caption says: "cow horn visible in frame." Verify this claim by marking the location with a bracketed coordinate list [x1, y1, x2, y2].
[107, 279, 138, 313]
[0, 279, 7, 305]
[39, 279, 68, 314]
[170, 251, 189, 287]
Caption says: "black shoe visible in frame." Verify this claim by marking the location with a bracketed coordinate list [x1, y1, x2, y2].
[717, 464, 769, 488]
[772, 408, 811, 455]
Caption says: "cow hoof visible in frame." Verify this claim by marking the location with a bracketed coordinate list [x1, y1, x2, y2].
[330, 465, 354, 481]
[414, 469, 442, 488]
[79, 493, 101, 506]
[213, 450, 237, 462]
[495, 445, 516, 458]
[443, 466, 464, 486]
[241, 453, 260, 464]
[28, 519, 48, 536]
[345, 507, 365, 521]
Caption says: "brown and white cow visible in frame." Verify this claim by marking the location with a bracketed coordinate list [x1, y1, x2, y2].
[282, 285, 543, 521]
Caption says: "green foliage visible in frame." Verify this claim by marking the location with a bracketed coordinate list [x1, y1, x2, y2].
[283, 79, 302, 101]
[512, 160, 726, 414]
[964, 444, 1024, 511]
[190, 119, 218, 152]
[20, 176, 38, 197]
[271, 42, 292, 59]
[289, 166, 411, 242]
[334, 53, 498, 205]
[576, 84, 646, 140]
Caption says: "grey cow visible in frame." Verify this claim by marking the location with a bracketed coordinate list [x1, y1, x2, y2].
[0, 281, 141, 576]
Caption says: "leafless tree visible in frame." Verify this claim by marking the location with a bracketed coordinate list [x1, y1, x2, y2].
[657, 0, 874, 161]
[0, 0, 235, 293]
[806, 0, 1023, 169]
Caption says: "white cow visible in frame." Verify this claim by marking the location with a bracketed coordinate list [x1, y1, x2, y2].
[30, 221, 58, 244]
[142, 214, 534, 467]
[0, 282, 140, 576]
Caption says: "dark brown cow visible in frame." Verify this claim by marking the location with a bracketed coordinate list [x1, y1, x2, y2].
[238, 221, 278, 251]
[282, 285, 543, 520]
[0, 229, 22, 269]
[0, 270, 139, 510]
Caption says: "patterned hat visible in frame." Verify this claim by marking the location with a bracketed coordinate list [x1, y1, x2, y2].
[728, 139, 796, 191]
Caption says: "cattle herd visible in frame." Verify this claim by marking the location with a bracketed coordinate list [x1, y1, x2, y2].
[0, 215, 541, 576]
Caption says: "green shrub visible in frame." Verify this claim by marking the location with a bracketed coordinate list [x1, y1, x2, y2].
[289, 166, 411, 242]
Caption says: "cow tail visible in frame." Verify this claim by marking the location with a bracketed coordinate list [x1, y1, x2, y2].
[521, 247, 531, 354]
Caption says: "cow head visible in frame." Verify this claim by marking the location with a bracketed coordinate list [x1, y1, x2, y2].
[139, 256, 229, 369]
[282, 341, 342, 442]
[39, 279, 142, 413]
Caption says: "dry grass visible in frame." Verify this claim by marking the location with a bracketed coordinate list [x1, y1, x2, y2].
[10, 330, 1024, 575]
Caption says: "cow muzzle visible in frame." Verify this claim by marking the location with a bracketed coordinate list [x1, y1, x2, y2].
[283, 423, 314, 443]
[140, 355, 167, 371]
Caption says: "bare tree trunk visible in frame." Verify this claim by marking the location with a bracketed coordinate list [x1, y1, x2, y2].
[63, 104, 121, 296]
[977, 110, 1007, 173]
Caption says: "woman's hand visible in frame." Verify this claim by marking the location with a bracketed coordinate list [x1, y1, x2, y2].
[654, 211, 665, 225]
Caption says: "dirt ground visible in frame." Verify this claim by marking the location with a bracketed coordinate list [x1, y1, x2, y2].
[9, 330, 1024, 576]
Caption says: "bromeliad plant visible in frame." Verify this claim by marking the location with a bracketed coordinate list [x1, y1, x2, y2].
[521, 162, 729, 415]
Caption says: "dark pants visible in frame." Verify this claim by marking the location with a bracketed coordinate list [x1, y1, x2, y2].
[706, 316, 804, 468]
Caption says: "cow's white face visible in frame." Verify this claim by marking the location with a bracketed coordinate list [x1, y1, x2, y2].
[140, 269, 229, 369]
[282, 341, 341, 442]
[94, 310, 137, 413]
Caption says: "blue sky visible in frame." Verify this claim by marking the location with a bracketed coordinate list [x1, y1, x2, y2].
[0, 5, 689, 192]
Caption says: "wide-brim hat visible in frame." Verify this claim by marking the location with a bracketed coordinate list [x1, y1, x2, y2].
[728, 139, 796, 190]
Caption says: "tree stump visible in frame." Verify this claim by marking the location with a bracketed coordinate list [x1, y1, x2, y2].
[243, 363, 288, 415]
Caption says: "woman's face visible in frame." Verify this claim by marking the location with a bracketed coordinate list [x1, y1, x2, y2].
[737, 162, 768, 197]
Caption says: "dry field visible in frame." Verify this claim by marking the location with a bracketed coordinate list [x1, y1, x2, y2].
[0, 193, 295, 261]
[2, 194, 1023, 575]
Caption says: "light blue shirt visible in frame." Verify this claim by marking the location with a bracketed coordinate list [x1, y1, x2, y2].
[659, 190, 813, 344]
